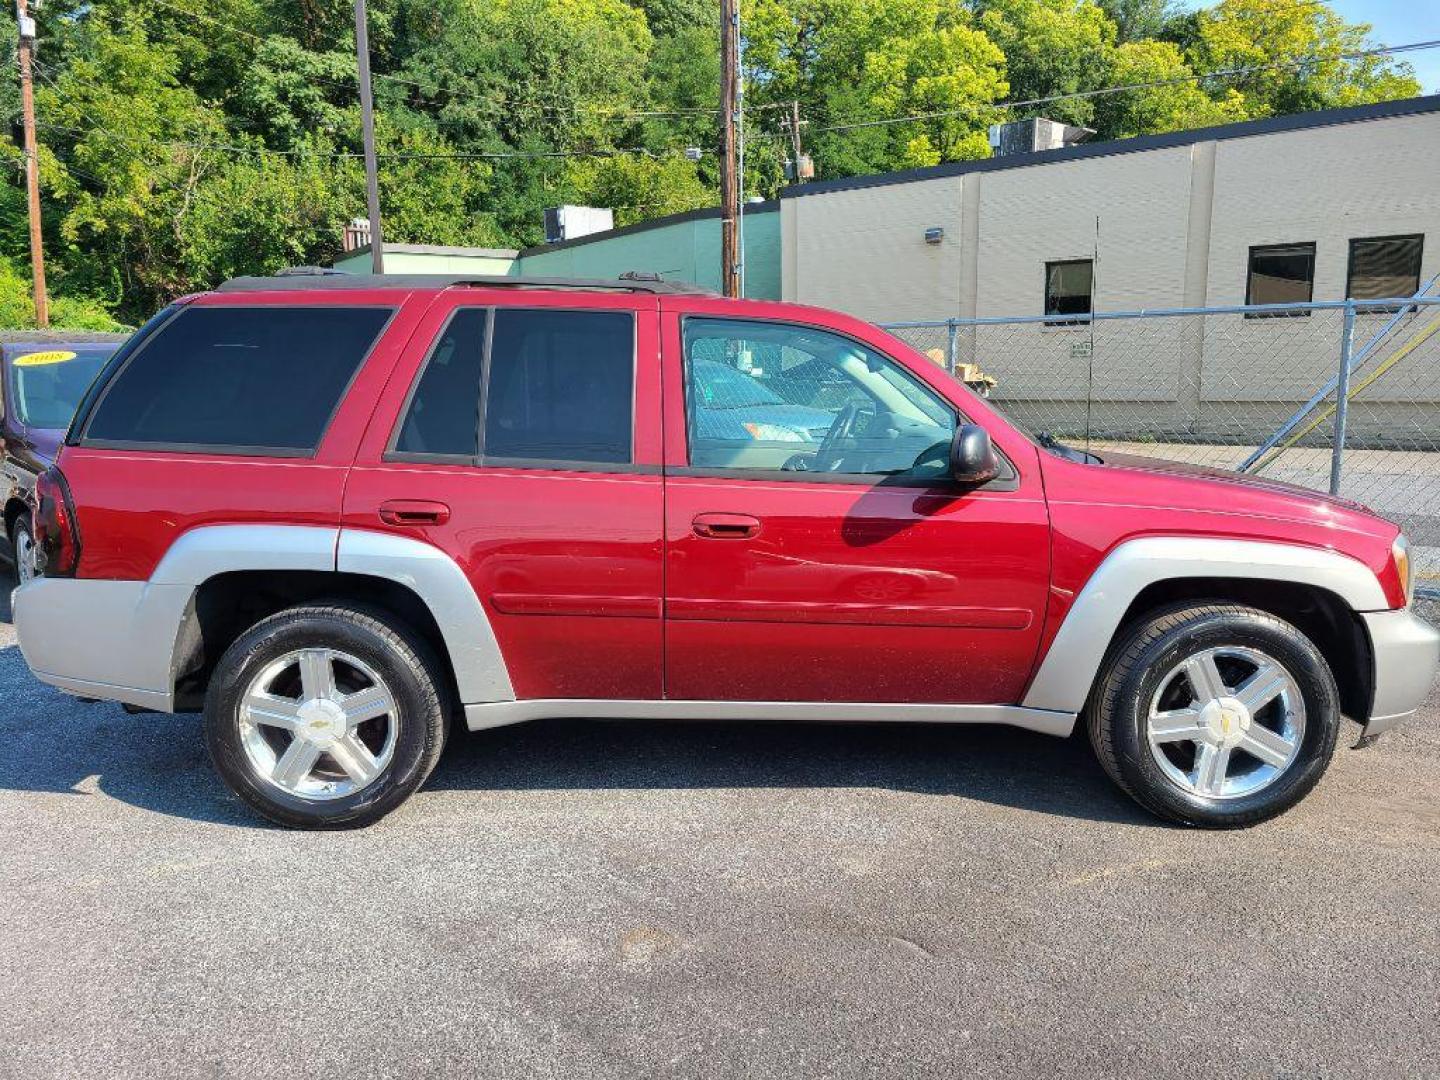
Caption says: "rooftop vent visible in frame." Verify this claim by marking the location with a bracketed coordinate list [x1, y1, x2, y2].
[987, 118, 1095, 158]
[543, 205, 616, 244]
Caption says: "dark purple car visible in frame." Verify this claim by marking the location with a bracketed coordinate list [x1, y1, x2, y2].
[1, 335, 124, 582]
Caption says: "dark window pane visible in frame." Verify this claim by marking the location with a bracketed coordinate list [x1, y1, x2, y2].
[84, 306, 390, 451]
[484, 309, 633, 464]
[1348, 235, 1423, 301]
[1246, 243, 1314, 313]
[1045, 260, 1093, 319]
[395, 309, 487, 456]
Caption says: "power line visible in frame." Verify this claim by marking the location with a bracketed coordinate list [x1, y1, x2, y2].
[777, 37, 1440, 138]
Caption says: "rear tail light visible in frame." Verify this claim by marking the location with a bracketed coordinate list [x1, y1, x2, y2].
[32, 467, 81, 577]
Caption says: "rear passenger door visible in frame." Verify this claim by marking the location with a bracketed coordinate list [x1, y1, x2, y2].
[344, 291, 665, 702]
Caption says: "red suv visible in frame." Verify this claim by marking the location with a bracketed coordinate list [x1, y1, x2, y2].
[14, 272, 1436, 829]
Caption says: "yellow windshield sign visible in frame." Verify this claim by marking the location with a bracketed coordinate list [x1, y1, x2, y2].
[14, 350, 78, 367]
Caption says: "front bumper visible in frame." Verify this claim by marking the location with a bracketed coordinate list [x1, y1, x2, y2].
[1361, 608, 1440, 736]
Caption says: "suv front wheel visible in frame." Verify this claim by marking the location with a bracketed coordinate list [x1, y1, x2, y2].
[1089, 603, 1341, 828]
[205, 604, 448, 829]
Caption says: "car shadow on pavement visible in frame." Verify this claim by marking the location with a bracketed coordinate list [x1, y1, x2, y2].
[428, 716, 1159, 827]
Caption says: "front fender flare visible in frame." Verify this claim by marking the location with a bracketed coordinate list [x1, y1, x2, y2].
[1020, 537, 1387, 715]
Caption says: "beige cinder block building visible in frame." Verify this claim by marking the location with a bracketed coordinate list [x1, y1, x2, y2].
[781, 96, 1440, 444]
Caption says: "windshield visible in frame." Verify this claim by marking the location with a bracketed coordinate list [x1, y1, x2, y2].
[8, 348, 113, 429]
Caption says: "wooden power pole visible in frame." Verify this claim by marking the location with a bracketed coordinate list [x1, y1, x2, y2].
[718, 0, 740, 298]
[16, 0, 48, 327]
[353, 0, 385, 273]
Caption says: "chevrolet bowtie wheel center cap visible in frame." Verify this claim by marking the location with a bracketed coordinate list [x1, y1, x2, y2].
[296, 698, 349, 748]
[1199, 696, 1251, 749]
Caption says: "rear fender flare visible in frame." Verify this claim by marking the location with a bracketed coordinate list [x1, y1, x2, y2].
[157, 524, 514, 705]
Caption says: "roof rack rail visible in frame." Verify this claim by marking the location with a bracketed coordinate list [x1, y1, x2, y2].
[216, 270, 718, 296]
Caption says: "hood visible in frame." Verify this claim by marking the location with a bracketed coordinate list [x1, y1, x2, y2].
[1040, 446, 1400, 551]
[27, 426, 65, 466]
[1096, 451, 1373, 514]
[10, 425, 64, 472]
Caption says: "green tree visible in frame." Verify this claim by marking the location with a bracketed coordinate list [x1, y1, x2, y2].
[1187, 0, 1420, 118]
[974, 0, 1117, 127]
[745, 0, 1008, 180]
[1090, 39, 1244, 138]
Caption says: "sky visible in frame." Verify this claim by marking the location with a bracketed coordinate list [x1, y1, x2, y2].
[1328, 0, 1440, 93]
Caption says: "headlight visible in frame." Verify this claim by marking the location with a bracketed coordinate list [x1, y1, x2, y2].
[1392, 533, 1413, 606]
[742, 422, 806, 442]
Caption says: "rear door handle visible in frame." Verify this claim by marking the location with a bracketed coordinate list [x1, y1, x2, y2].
[379, 499, 451, 526]
[692, 512, 761, 539]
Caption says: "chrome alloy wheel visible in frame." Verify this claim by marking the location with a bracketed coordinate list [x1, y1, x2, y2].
[13, 522, 36, 586]
[238, 648, 399, 801]
[1146, 646, 1306, 800]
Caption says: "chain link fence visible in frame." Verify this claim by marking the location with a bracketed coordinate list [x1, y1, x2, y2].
[882, 295, 1440, 597]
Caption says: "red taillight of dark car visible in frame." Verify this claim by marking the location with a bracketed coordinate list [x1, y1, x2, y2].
[32, 467, 80, 577]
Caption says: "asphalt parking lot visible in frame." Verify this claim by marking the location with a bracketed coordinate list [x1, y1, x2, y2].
[2, 574, 1438, 1079]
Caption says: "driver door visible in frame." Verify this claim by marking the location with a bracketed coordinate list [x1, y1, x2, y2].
[660, 301, 1051, 705]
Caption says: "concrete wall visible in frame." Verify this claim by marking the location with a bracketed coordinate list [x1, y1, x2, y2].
[785, 105, 1440, 326]
[515, 209, 781, 299]
[782, 177, 964, 321]
[1203, 111, 1440, 404]
[784, 103, 1440, 427]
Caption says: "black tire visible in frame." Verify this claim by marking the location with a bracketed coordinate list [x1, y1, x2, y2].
[1088, 602, 1340, 829]
[204, 604, 448, 829]
[10, 510, 35, 586]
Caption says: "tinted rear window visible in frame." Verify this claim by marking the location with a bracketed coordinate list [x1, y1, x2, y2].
[394, 309, 487, 457]
[483, 309, 633, 463]
[83, 306, 391, 452]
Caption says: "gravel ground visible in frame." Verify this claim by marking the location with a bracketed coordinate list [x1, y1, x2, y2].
[2, 578, 1438, 1079]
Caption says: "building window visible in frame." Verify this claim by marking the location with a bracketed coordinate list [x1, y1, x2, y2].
[1347, 234, 1423, 305]
[1245, 242, 1315, 317]
[1044, 259, 1093, 323]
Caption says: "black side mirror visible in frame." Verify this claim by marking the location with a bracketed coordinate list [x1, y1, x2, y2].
[949, 424, 999, 485]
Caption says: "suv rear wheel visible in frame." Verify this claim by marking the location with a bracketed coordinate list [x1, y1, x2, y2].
[1089, 603, 1341, 828]
[204, 604, 448, 829]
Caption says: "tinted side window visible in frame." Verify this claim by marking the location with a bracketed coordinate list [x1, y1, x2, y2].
[84, 306, 391, 452]
[484, 309, 633, 464]
[395, 309, 487, 456]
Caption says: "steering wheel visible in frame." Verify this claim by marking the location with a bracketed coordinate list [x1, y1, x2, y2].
[813, 402, 867, 472]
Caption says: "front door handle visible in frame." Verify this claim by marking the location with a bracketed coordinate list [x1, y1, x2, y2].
[379, 499, 451, 526]
[692, 512, 761, 539]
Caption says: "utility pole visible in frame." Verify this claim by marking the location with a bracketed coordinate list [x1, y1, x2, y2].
[16, 0, 48, 327]
[718, 0, 739, 298]
[353, 0, 384, 273]
[783, 100, 813, 183]
[787, 101, 803, 171]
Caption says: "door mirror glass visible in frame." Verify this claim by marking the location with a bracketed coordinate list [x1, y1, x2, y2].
[950, 424, 998, 484]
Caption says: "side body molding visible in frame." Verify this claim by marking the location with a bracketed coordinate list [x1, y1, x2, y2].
[1021, 537, 1389, 714]
[337, 529, 515, 704]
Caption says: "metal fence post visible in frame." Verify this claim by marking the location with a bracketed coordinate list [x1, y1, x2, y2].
[946, 319, 959, 377]
[1329, 301, 1356, 495]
